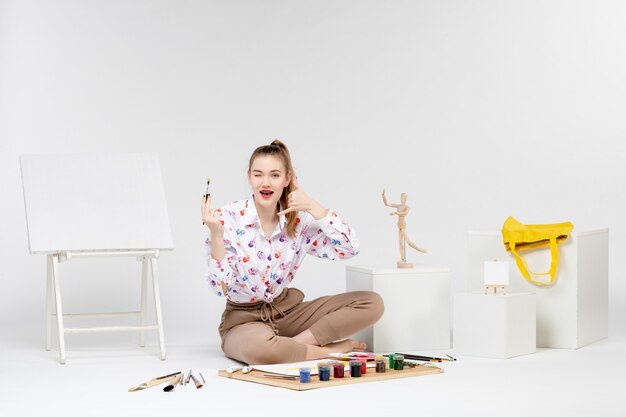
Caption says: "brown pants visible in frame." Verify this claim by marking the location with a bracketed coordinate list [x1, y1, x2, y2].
[218, 288, 384, 365]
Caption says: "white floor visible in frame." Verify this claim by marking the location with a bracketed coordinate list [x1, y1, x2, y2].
[2, 333, 624, 417]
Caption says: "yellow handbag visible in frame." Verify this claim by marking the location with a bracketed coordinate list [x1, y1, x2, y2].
[502, 216, 574, 285]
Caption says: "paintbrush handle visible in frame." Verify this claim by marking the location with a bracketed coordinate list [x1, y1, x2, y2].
[129, 379, 168, 391]
[262, 374, 299, 380]
[396, 353, 443, 362]
[190, 373, 204, 389]
[128, 372, 181, 392]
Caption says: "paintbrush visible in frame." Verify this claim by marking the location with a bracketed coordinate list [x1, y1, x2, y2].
[393, 353, 457, 362]
[262, 374, 299, 380]
[190, 372, 204, 389]
[204, 177, 211, 199]
[163, 373, 183, 392]
[203, 178, 211, 225]
[128, 371, 181, 392]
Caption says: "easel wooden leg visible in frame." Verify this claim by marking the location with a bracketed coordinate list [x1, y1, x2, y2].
[51, 254, 67, 364]
[150, 257, 166, 360]
[484, 285, 507, 295]
[46, 255, 53, 351]
[139, 257, 148, 347]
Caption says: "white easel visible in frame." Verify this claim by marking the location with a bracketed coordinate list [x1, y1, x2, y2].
[21, 153, 174, 364]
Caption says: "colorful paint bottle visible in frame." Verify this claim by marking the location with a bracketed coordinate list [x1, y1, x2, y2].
[299, 367, 311, 383]
[388, 353, 395, 369]
[349, 360, 362, 377]
[359, 359, 367, 375]
[393, 354, 405, 370]
[333, 363, 345, 378]
[318, 365, 331, 381]
[375, 358, 386, 373]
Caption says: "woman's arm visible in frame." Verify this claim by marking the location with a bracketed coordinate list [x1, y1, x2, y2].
[202, 195, 224, 240]
[305, 210, 360, 260]
[209, 231, 225, 261]
[204, 235, 236, 297]
[276, 176, 359, 260]
[201, 196, 235, 297]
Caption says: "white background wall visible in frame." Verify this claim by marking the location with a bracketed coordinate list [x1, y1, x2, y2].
[1, 0, 624, 349]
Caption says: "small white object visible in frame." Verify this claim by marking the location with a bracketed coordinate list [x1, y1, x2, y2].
[346, 265, 450, 352]
[227, 366, 242, 374]
[227, 366, 251, 374]
[453, 292, 536, 359]
[468, 229, 608, 349]
[484, 261, 509, 286]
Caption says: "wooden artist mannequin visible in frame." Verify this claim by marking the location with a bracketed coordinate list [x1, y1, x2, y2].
[382, 189, 426, 268]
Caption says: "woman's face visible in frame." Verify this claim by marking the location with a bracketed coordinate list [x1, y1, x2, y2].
[248, 155, 291, 212]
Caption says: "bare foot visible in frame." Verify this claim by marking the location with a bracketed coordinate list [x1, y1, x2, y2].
[325, 339, 367, 353]
[302, 339, 367, 360]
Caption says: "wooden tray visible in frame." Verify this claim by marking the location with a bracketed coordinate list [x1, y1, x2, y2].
[217, 365, 443, 391]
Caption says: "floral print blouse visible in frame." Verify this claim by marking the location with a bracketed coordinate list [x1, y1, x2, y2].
[204, 197, 359, 303]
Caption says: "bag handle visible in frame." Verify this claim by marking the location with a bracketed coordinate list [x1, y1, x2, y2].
[508, 236, 558, 285]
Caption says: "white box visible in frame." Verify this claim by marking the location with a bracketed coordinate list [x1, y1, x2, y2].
[468, 229, 609, 349]
[453, 292, 536, 359]
[346, 265, 450, 352]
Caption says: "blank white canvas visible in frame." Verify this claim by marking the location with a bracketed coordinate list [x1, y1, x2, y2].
[484, 261, 510, 286]
[20, 153, 174, 253]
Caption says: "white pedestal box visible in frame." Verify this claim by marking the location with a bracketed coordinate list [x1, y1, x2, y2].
[346, 265, 450, 352]
[468, 229, 609, 349]
[453, 292, 536, 359]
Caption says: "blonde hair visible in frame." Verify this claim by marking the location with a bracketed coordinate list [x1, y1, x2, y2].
[248, 139, 297, 238]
